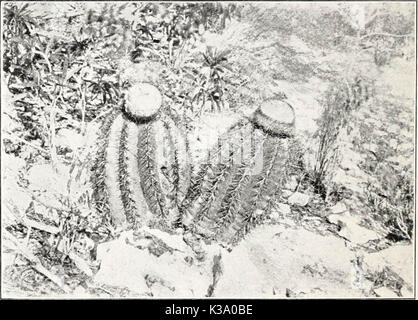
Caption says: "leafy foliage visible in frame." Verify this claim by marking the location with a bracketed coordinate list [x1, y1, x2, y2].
[312, 77, 373, 199]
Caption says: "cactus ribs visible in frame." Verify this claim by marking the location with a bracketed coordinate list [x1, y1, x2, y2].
[91, 83, 303, 244]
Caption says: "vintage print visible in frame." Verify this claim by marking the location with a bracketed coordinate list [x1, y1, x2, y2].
[1, 2, 415, 299]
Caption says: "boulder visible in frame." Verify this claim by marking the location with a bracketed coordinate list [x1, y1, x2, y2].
[276, 203, 291, 215]
[215, 224, 368, 298]
[374, 287, 399, 298]
[26, 163, 72, 209]
[400, 286, 414, 298]
[329, 202, 348, 214]
[362, 244, 413, 287]
[93, 230, 218, 297]
[287, 192, 310, 206]
[284, 176, 298, 191]
[55, 128, 84, 151]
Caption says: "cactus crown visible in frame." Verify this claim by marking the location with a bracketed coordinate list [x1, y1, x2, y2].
[122, 83, 162, 123]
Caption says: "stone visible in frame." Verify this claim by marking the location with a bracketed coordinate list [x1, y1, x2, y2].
[215, 224, 366, 298]
[287, 192, 310, 206]
[339, 151, 363, 170]
[284, 176, 298, 191]
[72, 286, 90, 298]
[400, 286, 414, 298]
[55, 128, 84, 151]
[26, 163, 72, 209]
[94, 232, 214, 297]
[367, 143, 379, 154]
[276, 203, 291, 215]
[282, 190, 294, 198]
[329, 202, 347, 214]
[398, 142, 413, 153]
[362, 245, 413, 287]
[269, 210, 282, 223]
[374, 287, 399, 298]
[27, 163, 70, 194]
[327, 212, 380, 244]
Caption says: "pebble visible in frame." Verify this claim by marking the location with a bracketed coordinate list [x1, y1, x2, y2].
[287, 192, 310, 206]
[276, 203, 291, 215]
[374, 287, 399, 298]
[327, 212, 380, 244]
[329, 202, 347, 214]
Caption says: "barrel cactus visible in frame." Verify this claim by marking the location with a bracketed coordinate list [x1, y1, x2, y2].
[91, 82, 302, 245]
[91, 83, 185, 232]
[182, 99, 301, 244]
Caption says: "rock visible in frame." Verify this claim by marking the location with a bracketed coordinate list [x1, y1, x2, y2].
[184, 256, 194, 266]
[183, 232, 207, 261]
[141, 227, 189, 253]
[374, 287, 399, 298]
[398, 142, 413, 153]
[55, 128, 84, 151]
[71, 286, 90, 298]
[94, 239, 151, 295]
[94, 231, 215, 297]
[215, 224, 366, 298]
[329, 202, 347, 214]
[1, 252, 16, 270]
[287, 192, 310, 206]
[327, 212, 380, 244]
[362, 245, 413, 287]
[284, 176, 298, 191]
[400, 286, 414, 298]
[276, 203, 291, 215]
[285, 288, 297, 298]
[388, 139, 398, 150]
[27, 163, 70, 194]
[282, 189, 294, 198]
[387, 155, 412, 167]
[269, 211, 281, 223]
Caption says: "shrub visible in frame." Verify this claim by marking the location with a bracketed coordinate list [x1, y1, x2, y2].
[312, 77, 372, 199]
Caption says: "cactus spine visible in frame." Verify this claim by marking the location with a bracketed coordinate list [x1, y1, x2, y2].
[92, 88, 300, 245]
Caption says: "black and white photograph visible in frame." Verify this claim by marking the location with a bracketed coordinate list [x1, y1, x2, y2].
[1, 1, 416, 300]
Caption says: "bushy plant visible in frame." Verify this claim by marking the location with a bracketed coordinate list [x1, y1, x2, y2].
[312, 77, 372, 199]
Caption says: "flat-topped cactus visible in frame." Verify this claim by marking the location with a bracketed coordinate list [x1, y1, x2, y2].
[91, 85, 302, 243]
[251, 99, 296, 138]
[122, 82, 162, 122]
